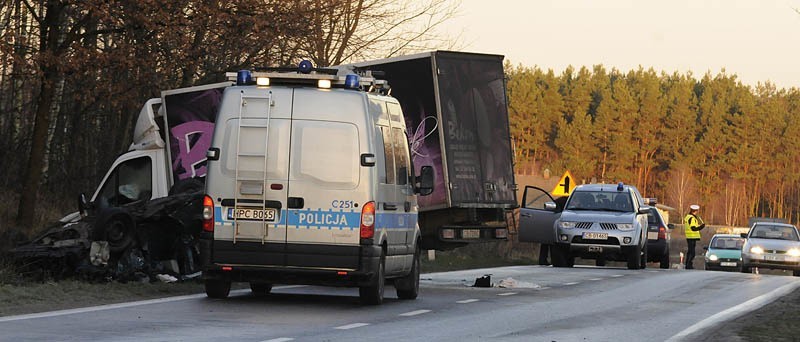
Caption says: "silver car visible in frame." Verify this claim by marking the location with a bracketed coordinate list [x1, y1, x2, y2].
[518, 183, 650, 270]
[553, 183, 650, 269]
[741, 222, 800, 276]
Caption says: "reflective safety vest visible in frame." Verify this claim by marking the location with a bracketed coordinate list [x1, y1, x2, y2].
[684, 214, 701, 239]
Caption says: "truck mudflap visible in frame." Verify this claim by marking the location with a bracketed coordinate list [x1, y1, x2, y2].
[201, 243, 382, 287]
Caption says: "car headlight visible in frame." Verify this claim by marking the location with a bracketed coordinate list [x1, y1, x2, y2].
[788, 249, 800, 257]
[750, 246, 764, 254]
[708, 254, 718, 261]
[617, 223, 634, 231]
[558, 221, 577, 229]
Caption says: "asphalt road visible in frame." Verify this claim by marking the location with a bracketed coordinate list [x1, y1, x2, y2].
[2, 265, 798, 342]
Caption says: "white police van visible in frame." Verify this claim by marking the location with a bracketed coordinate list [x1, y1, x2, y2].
[200, 63, 434, 305]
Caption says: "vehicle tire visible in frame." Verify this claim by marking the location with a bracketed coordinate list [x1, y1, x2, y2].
[205, 279, 231, 299]
[627, 245, 641, 270]
[360, 251, 385, 305]
[396, 245, 420, 300]
[250, 282, 273, 295]
[552, 245, 572, 268]
[93, 208, 135, 253]
[660, 248, 670, 269]
[793, 270, 800, 277]
[741, 266, 751, 273]
[640, 244, 648, 269]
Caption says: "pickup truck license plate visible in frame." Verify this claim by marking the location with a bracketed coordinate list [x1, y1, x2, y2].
[720, 262, 737, 267]
[765, 254, 783, 261]
[583, 232, 608, 240]
[227, 208, 277, 221]
[462, 229, 480, 239]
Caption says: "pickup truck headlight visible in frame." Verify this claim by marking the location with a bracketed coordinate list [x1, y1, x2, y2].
[558, 221, 577, 229]
[750, 246, 764, 254]
[787, 248, 800, 257]
[617, 223, 634, 231]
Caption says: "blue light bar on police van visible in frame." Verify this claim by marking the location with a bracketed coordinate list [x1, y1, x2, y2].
[225, 69, 387, 91]
[237, 70, 252, 86]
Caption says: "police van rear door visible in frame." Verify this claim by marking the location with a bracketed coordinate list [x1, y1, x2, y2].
[284, 88, 365, 269]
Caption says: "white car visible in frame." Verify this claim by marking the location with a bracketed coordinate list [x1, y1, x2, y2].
[740, 222, 800, 276]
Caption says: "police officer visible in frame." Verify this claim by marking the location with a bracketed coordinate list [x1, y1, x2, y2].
[684, 204, 706, 269]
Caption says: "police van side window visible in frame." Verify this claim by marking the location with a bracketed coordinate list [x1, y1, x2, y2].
[392, 128, 410, 185]
[381, 126, 395, 184]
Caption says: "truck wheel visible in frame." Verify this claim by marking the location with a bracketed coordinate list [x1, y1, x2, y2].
[640, 245, 648, 269]
[93, 208, 135, 253]
[660, 249, 670, 269]
[396, 246, 420, 300]
[741, 266, 750, 273]
[250, 282, 273, 295]
[626, 245, 641, 269]
[360, 252, 385, 305]
[551, 245, 566, 267]
[205, 279, 231, 299]
[793, 270, 800, 277]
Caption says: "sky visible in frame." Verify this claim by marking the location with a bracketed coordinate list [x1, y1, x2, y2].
[437, 0, 800, 89]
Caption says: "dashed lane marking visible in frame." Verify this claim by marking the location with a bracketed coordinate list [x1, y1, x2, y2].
[611, 274, 624, 277]
[497, 292, 518, 296]
[399, 309, 431, 317]
[588, 278, 603, 281]
[563, 282, 579, 286]
[334, 323, 370, 330]
[456, 299, 480, 304]
[261, 338, 294, 342]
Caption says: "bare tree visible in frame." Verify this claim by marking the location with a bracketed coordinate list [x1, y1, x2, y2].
[300, 0, 462, 66]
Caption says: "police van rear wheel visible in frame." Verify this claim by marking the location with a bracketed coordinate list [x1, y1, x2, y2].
[360, 253, 385, 305]
[250, 282, 273, 295]
[396, 246, 420, 300]
[205, 279, 231, 299]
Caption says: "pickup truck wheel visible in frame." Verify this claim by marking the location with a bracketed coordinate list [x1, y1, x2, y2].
[250, 282, 273, 295]
[551, 245, 567, 267]
[660, 248, 670, 269]
[360, 252, 385, 305]
[793, 270, 800, 277]
[595, 258, 606, 267]
[205, 279, 231, 299]
[396, 246, 420, 300]
[93, 208, 135, 253]
[626, 245, 641, 269]
[640, 244, 648, 269]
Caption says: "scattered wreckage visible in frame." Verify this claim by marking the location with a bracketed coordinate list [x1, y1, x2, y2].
[11, 188, 204, 283]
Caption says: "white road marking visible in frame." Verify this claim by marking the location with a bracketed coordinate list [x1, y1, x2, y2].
[0, 285, 306, 323]
[588, 278, 603, 281]
[497, 292, 518, 296]
[563, 282, 579, 286]
[261, 338, 294, 342]
[456, 299, 480, 304]
[399, 309, 431, 317]
[666, 281, 800, 342]
[535, 287, 551, 290]
[334, 323, 369, 330]
[611, 274, 624, 277]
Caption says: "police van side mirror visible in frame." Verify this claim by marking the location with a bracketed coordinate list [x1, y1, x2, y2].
[416, 165, 434, 196]
[77, 193, 92, 217]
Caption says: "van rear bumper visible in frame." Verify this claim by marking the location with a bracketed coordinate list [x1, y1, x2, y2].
[200, 239, 382, 287]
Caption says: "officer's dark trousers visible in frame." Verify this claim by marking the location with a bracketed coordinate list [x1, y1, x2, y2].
[686, 239, 698, 269]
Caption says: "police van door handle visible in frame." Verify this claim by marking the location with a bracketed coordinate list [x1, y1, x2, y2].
[383, 203, 397, 211]
[288, 197, 304, 209]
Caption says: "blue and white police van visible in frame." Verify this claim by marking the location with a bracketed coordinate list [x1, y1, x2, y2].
[200, 63, 434, 305]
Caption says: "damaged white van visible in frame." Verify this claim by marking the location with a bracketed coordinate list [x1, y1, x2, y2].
[199, 64, 433, 305]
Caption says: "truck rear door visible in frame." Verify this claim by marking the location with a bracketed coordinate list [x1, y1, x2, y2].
[284, 88, 365, 269]
[433, 52, 516, 207]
